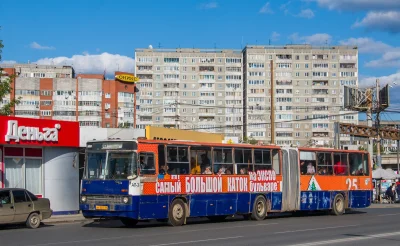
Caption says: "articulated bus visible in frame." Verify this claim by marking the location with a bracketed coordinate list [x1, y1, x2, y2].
[80, 139, 372, 226]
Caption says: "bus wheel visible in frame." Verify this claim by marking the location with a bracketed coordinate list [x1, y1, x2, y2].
[168, 199, 186, 226]
[120, 218, 138, 227]
[251, 196, 267, 221]
[332, 194, 345, 216]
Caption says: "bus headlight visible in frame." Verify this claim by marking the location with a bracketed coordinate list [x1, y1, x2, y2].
[81, 196, 87, 203]
[123, 197, 129, 204]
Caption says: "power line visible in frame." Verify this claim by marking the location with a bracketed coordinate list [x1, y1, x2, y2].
[180, 111, 360, 131]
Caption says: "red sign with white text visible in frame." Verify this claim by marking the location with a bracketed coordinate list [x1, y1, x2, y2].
[0, 116, 79, 147]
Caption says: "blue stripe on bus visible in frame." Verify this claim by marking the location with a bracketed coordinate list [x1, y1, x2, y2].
[80, 190, 372, 220]
[81, 180, 129, 195]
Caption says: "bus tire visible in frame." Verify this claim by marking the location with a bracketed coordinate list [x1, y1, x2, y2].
[120, 218, 138, 227]
[168, 199, 186, 226]
[332, 194, 345, 216]
[251, 195, 267, 221]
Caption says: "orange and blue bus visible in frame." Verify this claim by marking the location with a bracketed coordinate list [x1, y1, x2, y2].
[80, 139, 372, 226]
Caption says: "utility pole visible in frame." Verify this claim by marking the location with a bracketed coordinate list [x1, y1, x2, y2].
[270, 60, 275, 144]
[175, 100, 178, 129]
[133, 85, 137, 129]
[376, 79, 381, 168]
[366, 88, 374, 169]
[397, 123, 399, 173]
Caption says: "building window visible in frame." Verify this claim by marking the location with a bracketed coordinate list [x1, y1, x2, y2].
[40, 110, 51, 116]
[105, 93, 111, 98]
[4, 147, 43, 195]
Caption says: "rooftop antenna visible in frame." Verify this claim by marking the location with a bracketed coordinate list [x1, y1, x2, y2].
[269, 39, 271, 45]
[158, 42, 162, 49]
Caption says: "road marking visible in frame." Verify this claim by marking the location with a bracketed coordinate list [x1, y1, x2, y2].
[149, 236, 244, 246]
[286, 231, 400, 245]
[274, 224, 359, 234]
[378, 213, 400, 216]
[26, 223, 276, 246]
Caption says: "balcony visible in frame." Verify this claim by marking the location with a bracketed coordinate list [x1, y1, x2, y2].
[276, 80, 292, 86]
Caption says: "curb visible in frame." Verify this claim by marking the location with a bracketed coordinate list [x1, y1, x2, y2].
[43, 218, 94, 225]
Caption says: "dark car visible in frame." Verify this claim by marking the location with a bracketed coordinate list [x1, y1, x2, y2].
[0, 188, 52, 229]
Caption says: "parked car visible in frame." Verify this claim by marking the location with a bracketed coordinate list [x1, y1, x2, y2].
[0, 188, 52, 229]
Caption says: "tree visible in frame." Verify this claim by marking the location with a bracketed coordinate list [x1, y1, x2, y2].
[0, 27, 20, 115]
[241, 136, 258, 145]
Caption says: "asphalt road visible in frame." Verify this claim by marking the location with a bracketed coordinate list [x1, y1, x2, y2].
[1, 208, 400, 246]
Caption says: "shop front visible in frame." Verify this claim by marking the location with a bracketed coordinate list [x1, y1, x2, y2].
[0, 116, 80, 215]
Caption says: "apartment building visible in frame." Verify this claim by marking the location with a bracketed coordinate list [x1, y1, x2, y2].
[134, 48, 244, 139]
[0, 64, 137, 128]
[243, 45, 359, 147]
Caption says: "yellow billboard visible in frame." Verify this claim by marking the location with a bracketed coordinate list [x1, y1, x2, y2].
[115, 74, 139, 83]
[145, 126, 224, 143]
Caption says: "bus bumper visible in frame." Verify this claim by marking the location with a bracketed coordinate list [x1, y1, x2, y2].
[80, 204, 139, 220]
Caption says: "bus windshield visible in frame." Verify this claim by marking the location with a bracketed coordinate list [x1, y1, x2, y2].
[85, 151, 138, 180]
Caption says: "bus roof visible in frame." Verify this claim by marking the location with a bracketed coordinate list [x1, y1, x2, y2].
[298, 147, 368, 154]
[138, 139, 281, 149]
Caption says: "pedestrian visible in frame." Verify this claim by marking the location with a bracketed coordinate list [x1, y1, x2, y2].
[385, 183, 396, 203]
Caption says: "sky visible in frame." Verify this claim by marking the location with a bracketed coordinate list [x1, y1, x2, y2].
[0, 0, 400, 119]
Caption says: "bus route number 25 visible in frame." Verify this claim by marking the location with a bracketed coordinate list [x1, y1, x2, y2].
[346, 178, 358, 190]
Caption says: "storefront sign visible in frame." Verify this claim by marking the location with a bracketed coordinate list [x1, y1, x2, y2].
[0, 116, 79, 147]
[115, 74, 139, 83]
[5, 120, 60, 142]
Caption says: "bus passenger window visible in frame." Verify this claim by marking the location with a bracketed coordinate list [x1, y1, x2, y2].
[254, 149, 272, 172]
[272, 149, 280, 174]
[334, 153, 349, 175]
[235, 148, 253, 174]
[349, 153, 364, 176]
[166, 146, 190, 175]
[139, 153, 156, 175]
[317, 152, 333, 175]
[214, 148, 233, 175]
[299, 151, 316, 175]
[190, 147, 211, 174]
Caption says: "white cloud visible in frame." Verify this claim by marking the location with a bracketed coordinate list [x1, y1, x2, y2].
[353, 11, 400, 33]
[280, 1, 291, 15]
[199, 2, 218, 9]
[314, 0, 400, 11]
[339, 37, 393, 54]
[359, 72, 400, 89]
[289, 33, 332, 45]
[30, 42, 55, 50]
[271, 32, 280, 41]
[366, 51, 400, 68]
[296, 9, 315, 19]
[260, 2, 273, 14]
[0, 60, 17, 64]
[34, 52, 135, 75]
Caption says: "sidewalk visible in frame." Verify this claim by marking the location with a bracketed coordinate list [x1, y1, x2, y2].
[369, 203, 400, 209]
[42, 213, 93, 224]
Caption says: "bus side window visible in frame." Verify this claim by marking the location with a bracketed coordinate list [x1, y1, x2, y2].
[139, 152, 155, 175]
[254, 149, 271, 172]
[363, 154, 370, 176]
[272, 149, 280, 174]
[158, 144, 166, 174]
[166, 146, 190, 175]
[214, 148, 233, 175]
[317, 152, 333, 175]
[334, 153, 349, 175]
[299, 151, 316, 175]
[349, 153, 364, 176]
[234, 148, 253, 175]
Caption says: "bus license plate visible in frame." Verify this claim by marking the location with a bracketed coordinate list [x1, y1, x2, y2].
[95, 205, 108, 210]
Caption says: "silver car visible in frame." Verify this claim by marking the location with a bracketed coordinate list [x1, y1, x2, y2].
[0, 188, 52, 229]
